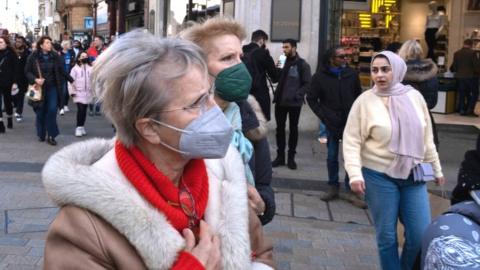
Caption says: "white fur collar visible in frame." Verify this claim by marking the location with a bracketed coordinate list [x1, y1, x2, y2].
[42, 138, 251, 270]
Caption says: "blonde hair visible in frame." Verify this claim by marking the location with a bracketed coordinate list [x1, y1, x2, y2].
[180, 16, 246, 53]
[398, 39, 424, 61]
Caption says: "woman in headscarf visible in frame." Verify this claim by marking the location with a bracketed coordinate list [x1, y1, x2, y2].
[343, 51, 445, 270]
[181, 17, 276, 225]
[42, 30, 274, 269]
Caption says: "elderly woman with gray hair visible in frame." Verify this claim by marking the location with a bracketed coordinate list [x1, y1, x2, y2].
[41, 30, 274, 269]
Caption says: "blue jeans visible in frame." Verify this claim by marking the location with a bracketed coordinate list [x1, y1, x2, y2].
[318, 121, 328, 138]
[362, 167, 431, 270]
[36, 86, 59, 139]
[327, 134, 349, 190]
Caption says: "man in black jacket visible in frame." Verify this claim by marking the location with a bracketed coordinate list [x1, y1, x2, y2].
[306, 46, 365, 208]
[242, 30, 278, 121]
[13, 36, 30, 122]
[272, 39, 311, 170]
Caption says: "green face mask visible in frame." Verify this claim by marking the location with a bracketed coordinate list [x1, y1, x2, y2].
[214, 62, 252, 102]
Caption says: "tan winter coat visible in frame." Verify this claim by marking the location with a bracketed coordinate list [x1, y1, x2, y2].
[42, 138, 274, 270]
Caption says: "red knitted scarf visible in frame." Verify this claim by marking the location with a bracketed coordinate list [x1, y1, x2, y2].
[115, 141, 209, 232]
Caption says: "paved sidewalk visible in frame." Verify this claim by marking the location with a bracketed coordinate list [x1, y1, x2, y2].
[0, 103, 477, 269]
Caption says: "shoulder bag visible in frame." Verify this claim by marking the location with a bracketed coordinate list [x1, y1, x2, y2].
[26, 60, 43, 102]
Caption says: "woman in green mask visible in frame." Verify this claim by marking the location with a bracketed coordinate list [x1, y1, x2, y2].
[182, 17, 276, 224]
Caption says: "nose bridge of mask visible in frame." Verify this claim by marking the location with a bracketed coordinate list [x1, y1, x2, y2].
[150, 118, 193, 134]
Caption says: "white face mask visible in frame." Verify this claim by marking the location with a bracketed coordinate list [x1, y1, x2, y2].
[151, 105, 233, 159]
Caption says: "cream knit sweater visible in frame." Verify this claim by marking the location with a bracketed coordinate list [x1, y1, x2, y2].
[343, 89, 443, 184]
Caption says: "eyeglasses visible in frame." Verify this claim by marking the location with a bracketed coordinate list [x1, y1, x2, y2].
[159, 84, 214, 114]
[168, 182, 200, 239]
[371, 66, 392, 74]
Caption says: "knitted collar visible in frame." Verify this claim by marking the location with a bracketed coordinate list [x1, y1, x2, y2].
[115, 140, 209, 232]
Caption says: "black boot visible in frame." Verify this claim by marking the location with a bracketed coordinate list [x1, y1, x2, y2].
[287, 152, 297, 170]
[7, 116, 13, 129]
[272, 151, 285, 167]
[0, 121, 5, 133]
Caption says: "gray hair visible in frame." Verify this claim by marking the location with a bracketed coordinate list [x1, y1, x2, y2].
[91, 29, 207, 147]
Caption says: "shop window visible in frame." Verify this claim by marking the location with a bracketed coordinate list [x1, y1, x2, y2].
[223, 0, 235, 18]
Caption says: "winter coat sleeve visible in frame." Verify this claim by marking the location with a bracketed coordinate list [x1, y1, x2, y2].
[44, 206, 148, 270]
[342, 98, 366, 184]
[54, 54, 74, 83]
[306, 72, 326, 121]
[260, 50, 279, 83]
[24, 54, 37, 85]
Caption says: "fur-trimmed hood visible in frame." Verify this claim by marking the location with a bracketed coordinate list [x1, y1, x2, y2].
[240, 95, 268, 142]
[404, 59, 438, 82]
[42, 138, 252, 270]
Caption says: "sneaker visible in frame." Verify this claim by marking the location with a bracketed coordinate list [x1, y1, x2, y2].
[63, 106, 70, 112]
[46, 136, 57, 146]
[317, 137, 328, 144]
[59, 109, 65, 116]
[321, 186, 339, 202]
[75, 127, 83, 137]
[15, 113, 22, 122]
[80, 127, 87, 136]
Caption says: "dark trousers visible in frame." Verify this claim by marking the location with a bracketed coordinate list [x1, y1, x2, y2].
[327, 134, 350, 190]
[76, 103, 88, 127]
[457, 78, 479, 114]
[14, 83, 28, 115]
[424, 28, 438, 60]
[62, 81, 69, 108]
[274, 105, 301, 155]
[0, 86, 13, 118]
[89, 102, 101, 113]
[36, 86, 59, 139]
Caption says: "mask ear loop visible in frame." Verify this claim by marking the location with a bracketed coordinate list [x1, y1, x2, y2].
[149, 119, 191, 156]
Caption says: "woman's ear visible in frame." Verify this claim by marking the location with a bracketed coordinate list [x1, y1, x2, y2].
[135, 118, 161, 145]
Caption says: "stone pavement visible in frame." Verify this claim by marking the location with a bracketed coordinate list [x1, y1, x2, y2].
[0, 103, 477, 269]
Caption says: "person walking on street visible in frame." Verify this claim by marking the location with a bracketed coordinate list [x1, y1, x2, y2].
[307, 46, 364, 208]
[0, 35, 18, 133]
[343, 51, 445, 270]
[72, 39, 83, 58]
[450, 39, 480, 117]
[87, 35, 106, 116]
[399, 39, 440, 147]
[272, 39, 311, 170]
[13, 36, 30, 123]
[25, 36, 74, 146]
[59, 40, 75, 115]
[68, 52, 92, 137]
[242, 30, 278, 121]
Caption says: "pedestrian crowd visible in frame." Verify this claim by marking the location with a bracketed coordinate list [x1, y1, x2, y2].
[0, 15, 479, 270]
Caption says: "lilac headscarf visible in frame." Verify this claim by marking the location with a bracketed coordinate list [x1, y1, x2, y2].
[372, 51, 424, 179]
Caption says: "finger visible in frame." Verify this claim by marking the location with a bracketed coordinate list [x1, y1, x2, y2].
[199, 220, 212, 241]
[182, 229, 195, 251]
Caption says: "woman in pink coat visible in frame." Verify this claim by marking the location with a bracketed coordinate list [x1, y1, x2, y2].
[68, 52, 93, 137]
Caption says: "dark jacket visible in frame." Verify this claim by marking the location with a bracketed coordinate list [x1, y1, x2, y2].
[14, 48, 30, 89]
[0, 49, 18, 90]
[403, 58, 440, 147]
[25, 51, 74, 105]
[450, 47, 480, 79]
[242, 42, 278, 121]
[403, 59, 439, 109]
[237, 95, 275, 225]
[306, 66, 362, 140]
[273, 54, 311, 107]
[59, 49, 76, 76]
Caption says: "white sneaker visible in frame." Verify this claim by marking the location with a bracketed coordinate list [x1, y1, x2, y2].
[80, 127, 87, 135]
[14, 113, 22, 123]
[63, 106, 70, 112]
[318, 137, 328, 144]
[59, 109, 65, 116]
[75, 127, 83, 137]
